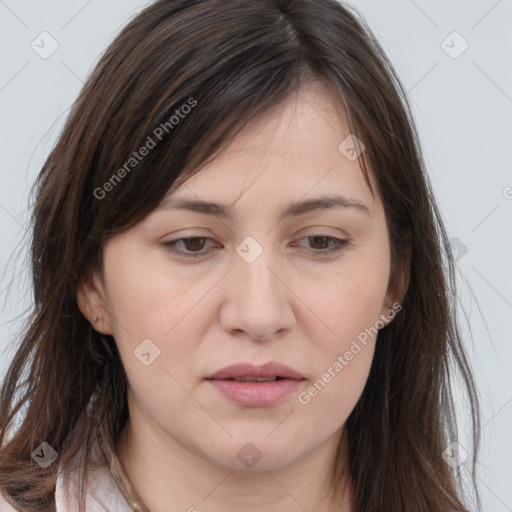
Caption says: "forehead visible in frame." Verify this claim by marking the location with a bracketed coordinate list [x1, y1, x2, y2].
[161, 81, 381, 219]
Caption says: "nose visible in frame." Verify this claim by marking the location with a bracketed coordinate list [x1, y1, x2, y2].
[219, 242, 295, 342]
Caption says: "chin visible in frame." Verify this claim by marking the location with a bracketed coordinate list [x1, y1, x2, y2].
[201, 437, 303, 472]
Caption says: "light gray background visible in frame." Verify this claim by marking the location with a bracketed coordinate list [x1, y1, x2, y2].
[0, 1, 510, 510]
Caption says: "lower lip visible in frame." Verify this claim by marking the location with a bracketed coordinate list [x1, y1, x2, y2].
[207, 379, 304, 407]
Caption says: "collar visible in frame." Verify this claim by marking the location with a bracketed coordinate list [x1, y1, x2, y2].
[54, 431, 142, 512]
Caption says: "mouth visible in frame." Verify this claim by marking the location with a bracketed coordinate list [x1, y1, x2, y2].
[206, 361, 305, 381]
[205, 362, 305, 407]
[224, 376, 284, 382]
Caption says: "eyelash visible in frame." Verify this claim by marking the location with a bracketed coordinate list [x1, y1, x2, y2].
[163, 235, 349, 258]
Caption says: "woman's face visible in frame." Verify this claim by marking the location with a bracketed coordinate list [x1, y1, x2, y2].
[78, 81, 404, 472]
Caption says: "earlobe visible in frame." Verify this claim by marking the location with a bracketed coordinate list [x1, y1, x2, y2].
[76, 271, 114, 335]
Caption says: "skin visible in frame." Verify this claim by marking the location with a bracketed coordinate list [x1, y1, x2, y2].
[77, 80, 409, 512]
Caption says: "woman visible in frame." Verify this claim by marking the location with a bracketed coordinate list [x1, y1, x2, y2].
[0, 0, 480, 510]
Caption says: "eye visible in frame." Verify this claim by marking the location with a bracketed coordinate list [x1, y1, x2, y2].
[163, 235, 349, 258]
[163, 237, 213, 257]
[293, 235, 349, 254]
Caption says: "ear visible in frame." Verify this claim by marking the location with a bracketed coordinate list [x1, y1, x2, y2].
[380, 239, 412, 327]
[76, 269, 114, 335]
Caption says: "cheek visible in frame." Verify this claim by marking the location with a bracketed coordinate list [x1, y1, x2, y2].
[299, 347, 375, 438]
[301, 254, 390, 350]
[102, 242, 202, 343]
[101, 247, 218, 406]
[296, 273, 384, 427]
[295, 253, 389, 409]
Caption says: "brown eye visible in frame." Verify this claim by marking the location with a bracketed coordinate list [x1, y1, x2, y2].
[308, 236, 331, 250]
[181, 237, 207, 251]
[164, 237, 213, 257]
[295, 235, 348, 254]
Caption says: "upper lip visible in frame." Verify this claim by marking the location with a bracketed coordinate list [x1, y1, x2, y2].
[206, 362, 304, 380]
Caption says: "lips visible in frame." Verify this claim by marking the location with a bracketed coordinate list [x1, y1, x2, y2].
[205, 362, 305, 407]
[206, 362, 304, 381]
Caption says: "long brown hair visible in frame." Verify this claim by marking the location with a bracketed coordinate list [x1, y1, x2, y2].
[0, 0, 480, 510]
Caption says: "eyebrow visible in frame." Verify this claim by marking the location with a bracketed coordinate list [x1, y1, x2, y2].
[155, 194, 372, 221]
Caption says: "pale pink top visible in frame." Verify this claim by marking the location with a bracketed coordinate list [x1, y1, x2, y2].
[0, 440, 134, 512]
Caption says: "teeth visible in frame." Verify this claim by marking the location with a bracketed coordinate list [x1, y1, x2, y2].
[233, 376, 278, 382]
